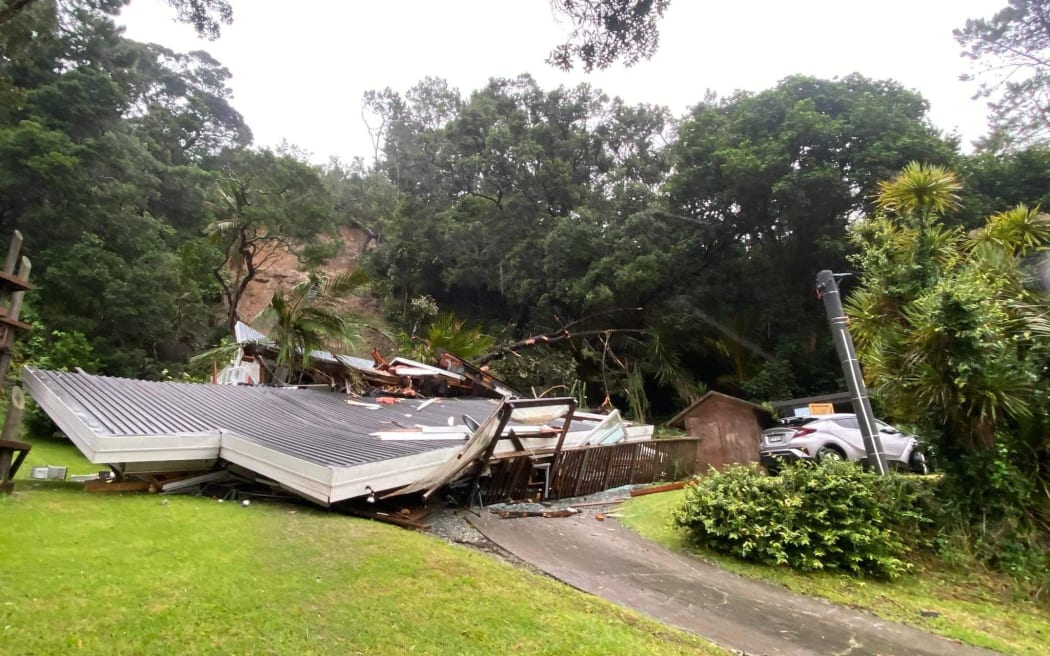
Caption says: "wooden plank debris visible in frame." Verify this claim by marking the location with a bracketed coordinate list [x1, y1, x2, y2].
[336, 505, 430, 530]
[160, 470, 233, 493]
[628, 480, 694, 497]
[84, 480, 155, 493]
[491, 508, 580, 519]
[565, 498, 625, 508]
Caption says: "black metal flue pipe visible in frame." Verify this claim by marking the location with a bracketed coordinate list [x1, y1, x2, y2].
[816, 270, 887, 474]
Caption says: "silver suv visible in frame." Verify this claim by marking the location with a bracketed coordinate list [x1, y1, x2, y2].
[760, 413, 928, 474]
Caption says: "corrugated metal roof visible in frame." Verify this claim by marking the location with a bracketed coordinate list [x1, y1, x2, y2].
[234, 321, 391, 375]
[25, 368, 502, 468]
[234, 321, 269, 344]
[388, 357, 464, 381]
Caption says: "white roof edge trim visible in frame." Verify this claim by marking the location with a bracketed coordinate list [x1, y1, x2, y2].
[23, 366, 102, 461]
[625, 424, 655, 441]
[93, 433, 221, 463]
[218, 434, 335, 505]
[218, 435, 463, 506]
[23, 366, 224, 465]
[328, 446, 463, 503]
[580, 410, 626, 446]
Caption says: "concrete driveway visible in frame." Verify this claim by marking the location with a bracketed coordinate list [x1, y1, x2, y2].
[467, 512, 998, 656]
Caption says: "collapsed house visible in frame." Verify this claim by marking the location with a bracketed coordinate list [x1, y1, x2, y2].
[218, 322, 516, 399]
[24, 366, 699, 507]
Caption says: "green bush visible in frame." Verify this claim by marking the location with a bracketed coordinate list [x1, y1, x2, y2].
[671, 461, 934, 579]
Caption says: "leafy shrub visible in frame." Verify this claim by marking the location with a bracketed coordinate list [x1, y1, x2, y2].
[672, 461, 933, 579]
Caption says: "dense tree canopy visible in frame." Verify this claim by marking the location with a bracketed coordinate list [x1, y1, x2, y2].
[0, 0, 313, 376]
[342, 73, 970, 413]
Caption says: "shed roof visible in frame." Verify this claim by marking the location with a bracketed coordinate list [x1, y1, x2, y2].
[769, 392, 853, 412]
[667, 391, 771, 429]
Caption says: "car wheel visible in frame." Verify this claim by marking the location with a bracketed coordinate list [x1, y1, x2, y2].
[909, 451, 929, 475]
[815, 446, 845, 462]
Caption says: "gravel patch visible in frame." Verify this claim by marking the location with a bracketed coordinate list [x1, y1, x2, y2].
[425, 484, 643, 557]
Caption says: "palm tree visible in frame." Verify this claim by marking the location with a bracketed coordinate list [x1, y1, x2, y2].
[874, 162, 962, 219]
[252, 270, 369, 383]
[849, 162, 1050, 454]
[418, 312, 496, 362]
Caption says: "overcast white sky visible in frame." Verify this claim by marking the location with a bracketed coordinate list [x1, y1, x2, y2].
[119, 0, 1005, 163]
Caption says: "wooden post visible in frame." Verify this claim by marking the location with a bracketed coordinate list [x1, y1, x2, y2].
[0, 255, 31, 386]
[0, 231, 33, 494]
[9, 255, 29, 318]
[1, 387, 24, 442]
[626, 442, 639, 484]
[3, 230, 22, 275]
[0, 387, 26, 493]
[572, 447, 593, 497]
[546, 399, 576, 500]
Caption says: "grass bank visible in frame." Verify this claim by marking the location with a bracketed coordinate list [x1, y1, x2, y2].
[621, 489, 1050, 656]
[1, 438, 722, 656]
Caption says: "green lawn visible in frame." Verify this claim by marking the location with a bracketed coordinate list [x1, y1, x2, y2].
[1, 438, 723, 656]
[621, 489, 1050, 656]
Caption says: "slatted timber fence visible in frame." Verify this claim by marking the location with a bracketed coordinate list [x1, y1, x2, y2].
[481, 438, 699, 503]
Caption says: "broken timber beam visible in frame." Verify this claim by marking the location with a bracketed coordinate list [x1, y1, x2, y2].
[491, 508, 579, 519]
[337, 505, 430, 530]
[565, 498, 624, 508]
[84, 480, 155, 494]
[628, 480, 694, 497]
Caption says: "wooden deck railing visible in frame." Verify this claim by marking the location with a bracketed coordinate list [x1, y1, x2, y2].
[482, 438, 699, 503]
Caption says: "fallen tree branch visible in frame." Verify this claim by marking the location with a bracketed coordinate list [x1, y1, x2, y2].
[473, 328, 647, 366]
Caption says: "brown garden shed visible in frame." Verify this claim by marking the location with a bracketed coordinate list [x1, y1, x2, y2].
[668, 391, 773, 472]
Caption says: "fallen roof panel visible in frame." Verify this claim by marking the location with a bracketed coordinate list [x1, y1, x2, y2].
[23, 367, 500, 468]
[23, 368, 643, 506]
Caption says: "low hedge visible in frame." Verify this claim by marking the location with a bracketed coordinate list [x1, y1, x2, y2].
[671, 461, 934, 579]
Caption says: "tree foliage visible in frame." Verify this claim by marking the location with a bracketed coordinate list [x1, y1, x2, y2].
[848, 163, 1050, 524]
[673, 462, 933, 579]
[205, 149, 338, 330]
[956, 0, 1050, 149]
[548, 0, 670, 71]
[660, 75, 956, 398]
[353, 73, 967, 412]
[0, 0, 340, 377]
[0, 0, 233, 39]
[251, 271, 368, 382]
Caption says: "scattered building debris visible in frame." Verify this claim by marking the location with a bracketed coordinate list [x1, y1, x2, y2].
[565, 498, 625, 509]
[492, 508, 579, 519]
[220, 321, 521, 400]
[770, 392, 854, 417]
[29, 466, 67, 481]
